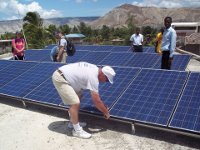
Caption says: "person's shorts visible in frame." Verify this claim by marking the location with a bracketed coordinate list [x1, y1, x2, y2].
[52, 70, 80, 105]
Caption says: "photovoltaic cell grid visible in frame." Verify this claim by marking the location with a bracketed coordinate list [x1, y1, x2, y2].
[23, 78, 63, 106]
[99, 52, 135, 66]
[109, 69, 189, 126]
[80, 51, 111, 65]
[25, 50, 51, 62]
[153, 54, 191, 71]
[0, 60, 14, 70]
[143, 47, 155, 53]
[94, 45, 114, 51]
[0, 62, 62, 98]
[60, 67, 141, 114]
[124, 53, 160, 68]
[75, 45, 99, 51]
[0, 61, 38, 87]
[67, 50, 89, 63]
[23, 45, 190, 72]
[169, 72, 200, 133]
[111, 46, 130, 52]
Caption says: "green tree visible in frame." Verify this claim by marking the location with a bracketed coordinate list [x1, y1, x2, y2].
[45, 24, 57, 44]
[23, 12, 45, 49]
[72, 26, 79, 33]
[59, 24, 71, 35]
[100, 25, 110, 41]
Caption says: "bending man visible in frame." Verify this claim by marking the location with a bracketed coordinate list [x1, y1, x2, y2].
[52, 62, 116, 139]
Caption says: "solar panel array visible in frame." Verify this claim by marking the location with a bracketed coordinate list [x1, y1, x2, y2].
[24, 78, 62, 106]
[0, 62, 62, 98]
[169, 72, 200, 133]
[100, 52, 134, 66]
[110, 69, 188, 126]
[153, 54, 191, 71]
[0, 44, 199, 135]
[24, 45, 191, 71]
[0, 61, 38, 87]
[124, 53, 160, 68]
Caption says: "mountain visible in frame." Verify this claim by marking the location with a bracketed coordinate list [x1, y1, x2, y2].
[88, 4, 200, 29]
[0, 4, 200, 34]
[0, 17, 99, 34]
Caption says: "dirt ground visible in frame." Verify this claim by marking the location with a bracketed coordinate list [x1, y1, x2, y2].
[0, 98, 200, 150]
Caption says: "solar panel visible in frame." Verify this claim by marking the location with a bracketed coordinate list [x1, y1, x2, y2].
[0, 61, 38, 87]
[25, 50, 51, 62]
[143, 47, 155, 53]
[100, 52, 134, 66]
[0, 62, 62, 98]
[67, 50, 89, 63]
[111, 46, 130, 52]
[60, 67, 141, 114]
[0, 60, 14, 71]
[75, 45, 99, 51]
[94, 45, 114, 51]
[171, 54, 191, 70]
[153, 54, 191, 71]
[169, 72, 200, 133]
[109, 68, 189, 126]
[124, 53, 160, 68]
[23, 78, 63, 106]
[80, 51, 110, 65]
[75, 45, 85, 50]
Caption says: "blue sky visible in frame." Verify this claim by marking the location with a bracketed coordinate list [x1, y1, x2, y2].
[0, 0, 199, 21]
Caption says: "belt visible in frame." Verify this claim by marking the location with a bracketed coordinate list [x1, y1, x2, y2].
[57, 70, 66, 80]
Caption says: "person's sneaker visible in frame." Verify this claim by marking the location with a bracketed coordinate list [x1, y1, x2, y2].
[72, 129, 92, 139]
[67, 122, 87, 129]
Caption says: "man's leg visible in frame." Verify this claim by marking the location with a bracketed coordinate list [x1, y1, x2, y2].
[69, 104, 91, 138]
[161, 51, 170, 69]
[68, 104, 80, 125]
[61, 52, 67, 63]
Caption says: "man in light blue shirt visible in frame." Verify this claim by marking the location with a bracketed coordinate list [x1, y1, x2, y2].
[161, 16, 177, 69]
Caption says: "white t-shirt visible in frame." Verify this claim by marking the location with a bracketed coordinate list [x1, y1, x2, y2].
[59, 62, 99, 93]
[130, 34, 143, 45]
[58, 37, 67, 48]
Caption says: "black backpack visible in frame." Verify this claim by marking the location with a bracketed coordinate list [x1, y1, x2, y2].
[66, 40, 76, 56]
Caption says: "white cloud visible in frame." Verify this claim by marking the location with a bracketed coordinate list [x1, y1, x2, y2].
[0, 0, 63, 20]
[132, 0, 200, 8]
[75, 0, 98, 3]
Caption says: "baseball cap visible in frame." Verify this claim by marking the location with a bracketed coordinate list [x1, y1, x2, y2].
[102, 66, 116, 84]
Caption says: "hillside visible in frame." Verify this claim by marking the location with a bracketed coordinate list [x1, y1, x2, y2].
[0, 4, 200, 34]
[0, 17, 99, 34]
[88, 4, 200, 28]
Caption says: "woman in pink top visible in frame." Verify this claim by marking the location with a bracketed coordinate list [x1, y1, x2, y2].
[12, 31, 25, 60]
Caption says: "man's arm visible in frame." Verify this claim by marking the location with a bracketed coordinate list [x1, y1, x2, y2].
[56, 46, 64, 62]
[90, 91, 110, 119]
[169, 30, 177, 58]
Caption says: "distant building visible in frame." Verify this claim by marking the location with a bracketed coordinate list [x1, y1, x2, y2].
[172, 22, 200, 46]
[111, 38, 125, 45]
[0, 40, 12, 54]
[65, 33, 85, 44]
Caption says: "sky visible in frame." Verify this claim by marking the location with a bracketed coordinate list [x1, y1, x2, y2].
[0, 0, 199, 21]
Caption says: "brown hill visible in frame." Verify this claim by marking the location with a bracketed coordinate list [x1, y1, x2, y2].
[88, 4, 200, 29]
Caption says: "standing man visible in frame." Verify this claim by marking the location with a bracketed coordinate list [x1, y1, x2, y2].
[55, 31, 67, 63]
[130, 27, 144, 52]
[161, 17, 177, 70]
[52, 62, 116, 139]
